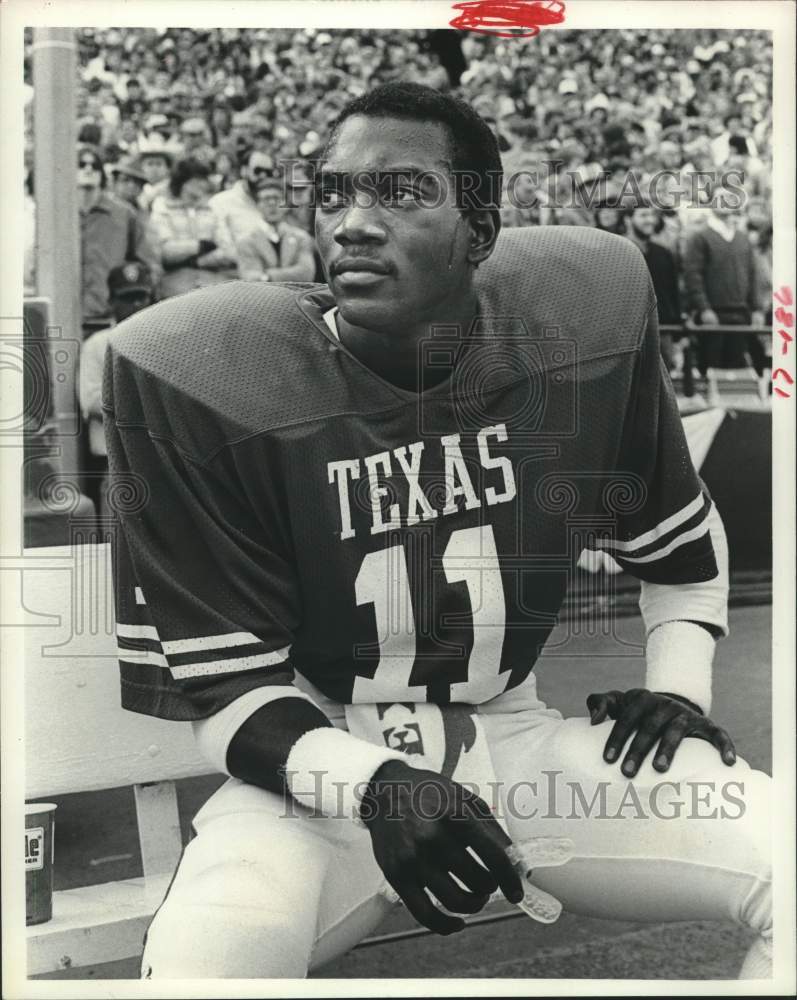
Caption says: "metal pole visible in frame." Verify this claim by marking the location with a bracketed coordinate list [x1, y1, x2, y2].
[32, 27, 81, 477]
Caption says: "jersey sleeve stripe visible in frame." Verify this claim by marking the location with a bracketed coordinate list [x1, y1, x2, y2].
[118, 636, 164, 657]
[167, 641, 272, 669]
[614, 532, 717, 584]
[170, 647, 291, 679]
[118, 646, 170, 668]
[161, 631, 265, 655]
[612, 522, 711, 564]
[591, 492, 706, 553]
[117, 623, 161, 642]
[591, 496, 709, 560]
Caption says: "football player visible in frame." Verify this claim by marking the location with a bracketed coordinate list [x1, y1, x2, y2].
[105, 83, 771, 979]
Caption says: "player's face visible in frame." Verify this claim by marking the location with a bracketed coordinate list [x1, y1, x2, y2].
[315, 115, 484, 333]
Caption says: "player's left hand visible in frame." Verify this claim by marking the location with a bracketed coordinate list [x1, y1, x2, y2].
[586, 688, 737, 777]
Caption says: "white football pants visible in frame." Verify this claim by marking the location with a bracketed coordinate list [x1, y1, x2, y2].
[141, 680, 771, 979]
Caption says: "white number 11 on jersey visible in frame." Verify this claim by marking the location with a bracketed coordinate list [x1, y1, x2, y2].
[352, 524, 509, 703]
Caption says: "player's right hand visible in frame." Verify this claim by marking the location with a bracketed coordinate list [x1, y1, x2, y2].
[361, 758, 523, 934]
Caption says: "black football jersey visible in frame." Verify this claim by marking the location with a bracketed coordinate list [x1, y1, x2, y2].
[105, 226, 717, 721]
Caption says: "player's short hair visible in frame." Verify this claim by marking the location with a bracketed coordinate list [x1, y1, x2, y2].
[325, 82, 503, 211]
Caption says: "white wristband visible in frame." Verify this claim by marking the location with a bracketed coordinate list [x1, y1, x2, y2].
[284, 727, 405, 824]
[645, 620, 715, 715]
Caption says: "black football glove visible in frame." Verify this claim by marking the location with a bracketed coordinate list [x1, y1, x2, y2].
[361, 758, 523, 935]
[586, 687, 737, 777]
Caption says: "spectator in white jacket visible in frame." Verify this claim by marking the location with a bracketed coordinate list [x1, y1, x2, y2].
[151, 157, 236, 298]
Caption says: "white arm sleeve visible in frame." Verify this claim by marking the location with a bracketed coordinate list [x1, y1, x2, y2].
[640, 500, 729, 715]
[639, 499, 729, 637]
[191, 685, 314, 775]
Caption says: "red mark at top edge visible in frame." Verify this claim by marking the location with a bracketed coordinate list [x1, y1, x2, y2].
[450, 0, 566, 38]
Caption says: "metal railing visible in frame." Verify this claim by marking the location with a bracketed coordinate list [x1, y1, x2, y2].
[659, 324, 769, 397]
[659, 324, 767, 336]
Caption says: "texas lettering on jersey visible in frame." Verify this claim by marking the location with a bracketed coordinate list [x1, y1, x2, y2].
[328, 424, 516, 539]
[105, 226, 718, 722]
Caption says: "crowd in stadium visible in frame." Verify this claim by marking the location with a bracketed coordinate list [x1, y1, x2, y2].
[23, 26, 774, 411]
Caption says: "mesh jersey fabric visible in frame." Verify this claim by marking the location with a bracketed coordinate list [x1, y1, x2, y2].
[104, 226, 717, 721]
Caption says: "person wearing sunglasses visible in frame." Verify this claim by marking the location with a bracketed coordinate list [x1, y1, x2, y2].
[77, 145, 160, 336]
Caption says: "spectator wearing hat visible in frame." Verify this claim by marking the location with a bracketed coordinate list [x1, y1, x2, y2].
[109, 157, 163, 287]
[151, 157, 236, 298]
[77, 145, 159, 336]
[584, 92, 610, 125]
[143, 111, 172, 142]
[110, 157, 148, 210]
[236, 176, 316, 283]
[138, 140, 174, 211]
[78, 260, 155, 517]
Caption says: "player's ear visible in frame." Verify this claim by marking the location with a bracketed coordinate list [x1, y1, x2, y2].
[466, 208, 500, 267]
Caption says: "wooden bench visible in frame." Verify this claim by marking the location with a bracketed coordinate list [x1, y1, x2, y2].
[23, 542, 214, 976]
